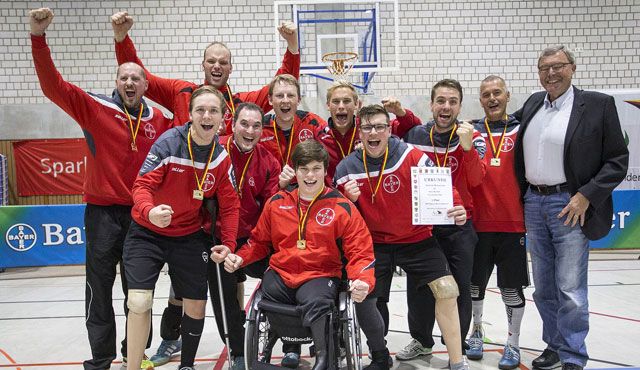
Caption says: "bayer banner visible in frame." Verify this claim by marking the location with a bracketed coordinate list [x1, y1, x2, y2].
[1, 204, 86, 268]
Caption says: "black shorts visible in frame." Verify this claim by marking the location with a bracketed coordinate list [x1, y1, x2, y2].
[123, 221, 210, 300]
[372, 237, 451, 302]
[471, 232, 529, 289]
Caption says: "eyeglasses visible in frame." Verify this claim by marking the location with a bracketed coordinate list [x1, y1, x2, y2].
[538, 62, 572, 73]
[360, 124, 389, 133]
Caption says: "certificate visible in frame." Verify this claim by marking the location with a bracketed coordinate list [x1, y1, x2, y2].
[411, 167, 454, 225]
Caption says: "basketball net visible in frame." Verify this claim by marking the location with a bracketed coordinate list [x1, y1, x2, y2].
[322, 52, 358, 79]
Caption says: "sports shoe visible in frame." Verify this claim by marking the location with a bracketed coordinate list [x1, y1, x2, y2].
[395, 338, 432, 360]
[498, 344, 521, 370]
[231, 356, 245, 370]
[178, 367, 194, 370]
[122, 354, 154, 369]
[532, 349, 561, 370]
[466, 327, 483, 360]
[281, 352, 300, 368]
[150, 339, 182, 366]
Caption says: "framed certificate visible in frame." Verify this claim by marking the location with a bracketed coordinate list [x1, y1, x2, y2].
[411, 167, 454, 225]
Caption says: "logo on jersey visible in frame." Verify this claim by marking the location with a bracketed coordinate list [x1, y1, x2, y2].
[203, 172, 216, 192]
[144, 123, 157, 139]
[140, 152, 160, 173]
[501, 137, 515, 152]
[315, 208, 335, 226]
[202, 251, 209, 262]
[114, 114, 128, 123]
[447, 156, 459, 173]
[5, 224, 37, 252]
[383, 174, 400, 194]
[248, 177, 255, 187]
[520, 237, 525, 246]
[298, 129, 314, 142]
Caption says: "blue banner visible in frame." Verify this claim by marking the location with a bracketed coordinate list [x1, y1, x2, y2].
[1, 204, 86, 268]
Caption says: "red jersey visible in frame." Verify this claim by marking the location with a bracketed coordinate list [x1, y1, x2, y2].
[259, 110, 328, 167]
[318, 118, 361, 184]
[470, 116, 525, 233]
[115, 35, 300, 134]
[334, 137, 463, 244]
[31, 34, 173, 206]
[132, 125, 240, 247]
[393, 109, 486, 219]
[237, 187, 375, 291]
[216, 135, 281, 239]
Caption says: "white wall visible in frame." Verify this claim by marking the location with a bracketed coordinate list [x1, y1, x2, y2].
[1, 0, 638, 139]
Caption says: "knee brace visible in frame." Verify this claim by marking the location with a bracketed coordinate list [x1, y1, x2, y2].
[428, 275, 459, 299]
[500, 287, 525, 308]
[127, 289, 154, 314]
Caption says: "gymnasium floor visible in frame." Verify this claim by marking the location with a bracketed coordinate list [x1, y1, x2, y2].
[1, 251, 638, 370]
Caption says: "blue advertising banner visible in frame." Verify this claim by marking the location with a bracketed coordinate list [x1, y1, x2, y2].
[591, 190, 640, 249]
[1, 204, 86, 268]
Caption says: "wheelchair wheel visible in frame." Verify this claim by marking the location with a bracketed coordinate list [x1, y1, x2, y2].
[341, 293, 363, 370]
[245, 298, 278, 368]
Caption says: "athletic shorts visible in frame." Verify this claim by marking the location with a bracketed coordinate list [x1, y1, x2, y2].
[123, 221, 210, 300]
[372, 237, 451, 301]
[471, 232, 529, 289]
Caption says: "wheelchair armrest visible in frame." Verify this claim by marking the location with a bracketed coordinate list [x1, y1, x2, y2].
[257, 298, 302, 317]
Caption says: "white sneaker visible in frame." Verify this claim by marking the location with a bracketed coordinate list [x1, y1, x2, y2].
[395, 338, 432, 360]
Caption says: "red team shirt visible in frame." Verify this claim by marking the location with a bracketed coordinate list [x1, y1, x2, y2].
[115, 35, 300, 134]
[217, 135, 281, 239]
[393, 109, 486, 219]
[132, 125, 240, 247]
[334, 137, 463, 244]
[236, 187, 375, 291]
[32, 34, 173, 206]
[318, 118, 361, 184]
[470, 116, 525, 233]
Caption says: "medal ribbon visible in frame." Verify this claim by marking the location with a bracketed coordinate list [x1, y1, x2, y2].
[224, 84, 236, 117]
[226, 136, 254, 198]
[362, 145, 389, 203]
[187, 129, 217, 194]
[297, 186, 325, 241]
[484, 114, 509, 159]
[272, 118, 296, 166]
[123, 103, 144, 149]
[330, 125, 357, 159]
[429, 123, 458, 167]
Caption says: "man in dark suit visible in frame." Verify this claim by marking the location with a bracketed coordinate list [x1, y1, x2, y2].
[514, 46, 628, 370]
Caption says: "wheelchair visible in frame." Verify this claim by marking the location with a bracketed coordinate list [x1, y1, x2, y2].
[244, 281, 363, 370]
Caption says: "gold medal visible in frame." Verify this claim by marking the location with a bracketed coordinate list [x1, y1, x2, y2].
[193, 189, 204, 200]
[131, 142, 138, 152]
[490, 158, 501, 167]
[297, 239, 306, 250]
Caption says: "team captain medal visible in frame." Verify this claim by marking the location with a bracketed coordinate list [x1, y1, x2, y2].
[297, 185, 325, 250]
[187, 128, 217, 201]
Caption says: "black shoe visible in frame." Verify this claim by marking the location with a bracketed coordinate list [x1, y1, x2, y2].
[532, 349, 561, 370]
[281, 352, 301, 369]
[562, 364, 583, 370]
[364, 349, 392, 370]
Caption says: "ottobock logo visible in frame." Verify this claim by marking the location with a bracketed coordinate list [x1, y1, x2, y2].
[5, 223, 37, 252]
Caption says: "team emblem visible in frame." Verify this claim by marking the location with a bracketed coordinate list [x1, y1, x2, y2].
[502, 137, 515, 152]
[298, 129, 314, 142]
[203, 172, 216, 192]
[447, 157, 459, 173]
[202, 251, 209, 262]
[315, 208, 335, 226]
[144, 123, 157, 139]
[248, 177, 255, 187]
[383, 174, 400, 194]
[5, 223, 37, 252]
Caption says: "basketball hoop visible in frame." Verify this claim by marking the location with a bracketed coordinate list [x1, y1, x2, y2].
[322, 52, 358, 78]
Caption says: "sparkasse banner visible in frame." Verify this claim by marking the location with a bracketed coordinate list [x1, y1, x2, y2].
[13, 139, 88, 196]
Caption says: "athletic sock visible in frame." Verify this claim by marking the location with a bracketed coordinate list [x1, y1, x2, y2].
[180, 314, 205, 368]
[505, 305, 524, 348]
[471, 300, 484, 329]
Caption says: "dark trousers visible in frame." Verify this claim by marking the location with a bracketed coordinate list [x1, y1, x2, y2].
[406, 221, 476, 349]
[261, 269, 338, 326]
[83, 204, 151, 370]
[208, 258, 246, 357]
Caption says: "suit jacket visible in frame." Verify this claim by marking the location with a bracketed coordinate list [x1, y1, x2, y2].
[514, 86, 629, 240]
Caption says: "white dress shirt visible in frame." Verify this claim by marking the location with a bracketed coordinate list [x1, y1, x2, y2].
[523, 87, 574, 186]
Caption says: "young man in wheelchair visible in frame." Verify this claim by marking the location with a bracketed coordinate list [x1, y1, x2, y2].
[212, 139, 375, 370]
